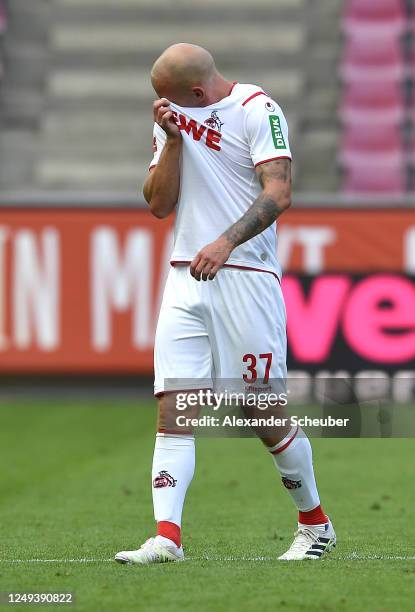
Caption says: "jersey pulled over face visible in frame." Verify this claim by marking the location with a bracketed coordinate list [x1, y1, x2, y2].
[149, 83, 292, 279]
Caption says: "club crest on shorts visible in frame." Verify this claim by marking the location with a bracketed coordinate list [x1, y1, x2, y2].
[204, 111, 224, 133]
[282, 477, 302, 490]
[153, 470, 177, 488]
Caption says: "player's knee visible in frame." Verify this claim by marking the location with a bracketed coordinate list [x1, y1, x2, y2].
[157, 391, 199, 435]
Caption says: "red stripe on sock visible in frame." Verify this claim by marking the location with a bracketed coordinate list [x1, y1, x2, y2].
[157, 521, 181, 547]
[299, 505, 328, 526]
[270, 426, 299, 455]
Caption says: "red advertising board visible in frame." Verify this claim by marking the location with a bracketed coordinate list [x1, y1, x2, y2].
[0, 207, 414, 373]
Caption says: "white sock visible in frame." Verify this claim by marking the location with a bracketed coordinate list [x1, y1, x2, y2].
[152, 433, 195, 527]
[268, 428, 321, 512]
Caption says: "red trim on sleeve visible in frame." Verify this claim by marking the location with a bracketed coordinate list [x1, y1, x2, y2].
[242, 91, 268, 106]
[255, 156, 291, 167]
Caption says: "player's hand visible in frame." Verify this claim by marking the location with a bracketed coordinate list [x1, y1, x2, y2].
[190, 236, 233, 281]
[153, 98, 181, 140]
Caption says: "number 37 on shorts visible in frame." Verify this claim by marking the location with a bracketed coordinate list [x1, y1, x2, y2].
[242, 353, 273, 384]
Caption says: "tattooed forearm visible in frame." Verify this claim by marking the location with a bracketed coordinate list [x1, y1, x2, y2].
[222, 159, 292, 248]
[223, 193, 280, 248]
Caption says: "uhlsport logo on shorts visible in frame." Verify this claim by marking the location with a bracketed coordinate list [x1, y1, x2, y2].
[153, 470, 177, 488]
[269, 115, 286, 149]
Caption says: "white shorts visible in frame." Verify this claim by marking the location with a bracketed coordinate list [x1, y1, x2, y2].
[154, 265, 287, 395]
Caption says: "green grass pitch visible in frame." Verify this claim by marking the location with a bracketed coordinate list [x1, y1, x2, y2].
[0, 399, 414, 611]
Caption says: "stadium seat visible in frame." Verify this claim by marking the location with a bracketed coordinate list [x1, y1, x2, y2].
[340, 80, 405, 124]
[0, 0, 341, 192]
[0, 1, 7, 34]
[341, 36, 404, 82]
[343, 0, 406, 36]
[342, 153, 406, 193]
[339, 123, 403, 163]
[344, 0, 405, 20]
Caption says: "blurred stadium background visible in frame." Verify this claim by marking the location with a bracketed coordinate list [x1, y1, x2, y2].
[0, 0, 413, 394]
[0, 0, 413, 195]
[0, 2, 414, 609]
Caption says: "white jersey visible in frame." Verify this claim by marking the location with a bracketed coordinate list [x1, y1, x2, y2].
[149, 82, 291, 279]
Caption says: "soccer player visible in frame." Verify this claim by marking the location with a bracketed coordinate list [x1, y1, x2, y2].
[115, 44, 336, 564]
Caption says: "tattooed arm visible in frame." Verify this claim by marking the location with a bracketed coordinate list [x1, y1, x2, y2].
[190, 159, 292, 281]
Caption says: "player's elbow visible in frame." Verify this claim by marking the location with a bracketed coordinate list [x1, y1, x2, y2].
[148, 199, 172, 219]
[143, 186, 151, 205]
[279, 194, 292, 212]
[149, 203, 167, 219]
[151, 209, 169, 219]
[266, 187, 291, 215]
[275, 186, 292, 214]
[142, 170, 155, 204]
